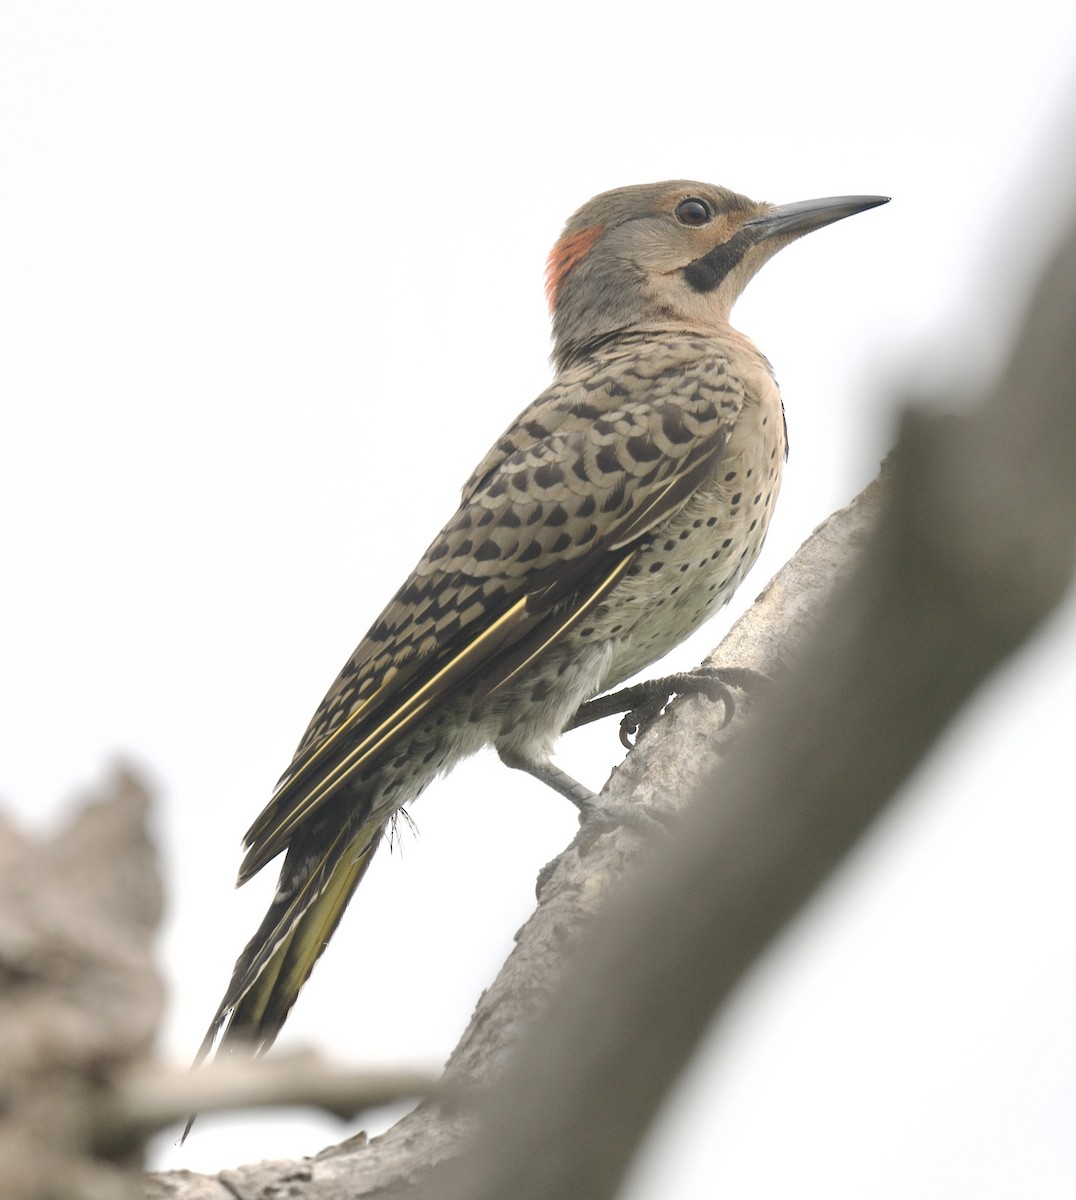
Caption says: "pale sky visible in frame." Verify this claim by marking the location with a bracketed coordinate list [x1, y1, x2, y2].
[3, 3, 1076, 1195]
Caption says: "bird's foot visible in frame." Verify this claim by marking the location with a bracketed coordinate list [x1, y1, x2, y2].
[568, 666, 772, 748]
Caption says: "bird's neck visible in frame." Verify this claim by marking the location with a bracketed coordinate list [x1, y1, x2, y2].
[551, 320, 756, 374]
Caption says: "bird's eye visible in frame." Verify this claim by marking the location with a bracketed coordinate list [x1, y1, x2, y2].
[674, 197, 714, 227]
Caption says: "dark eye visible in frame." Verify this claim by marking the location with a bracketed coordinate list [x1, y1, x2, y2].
[674, 197, 714, 227]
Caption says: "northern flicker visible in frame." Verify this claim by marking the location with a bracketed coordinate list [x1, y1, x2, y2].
[195, 180, 887, 1069]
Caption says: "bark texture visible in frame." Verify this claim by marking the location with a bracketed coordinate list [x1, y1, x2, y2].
[0, 768, 164, 1200]
[148, 199, 1076, 1200]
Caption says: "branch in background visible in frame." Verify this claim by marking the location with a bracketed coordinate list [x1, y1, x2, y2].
[0, 768, 162, 1200]
[95, 1055, 437, 1157]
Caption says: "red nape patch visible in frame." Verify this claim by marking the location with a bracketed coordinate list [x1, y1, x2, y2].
[545, 225, 604, 312]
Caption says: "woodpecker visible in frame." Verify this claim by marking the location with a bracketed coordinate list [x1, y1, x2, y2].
[196, 181, 887, 1069]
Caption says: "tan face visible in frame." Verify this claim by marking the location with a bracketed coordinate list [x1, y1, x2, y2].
[547, 180, 887, 368]
[610, 187, 798, 328]
[609, 185, 770, 275]
[548, 182, 778, 347]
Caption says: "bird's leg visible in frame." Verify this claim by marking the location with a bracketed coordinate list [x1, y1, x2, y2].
[499, 666, 772, 825]
[498, 746, 676, 838]
[497, 747, 600, 813]
[568, 667, 773, 748]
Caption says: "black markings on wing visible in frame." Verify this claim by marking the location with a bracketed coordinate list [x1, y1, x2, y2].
[239, 342, 743, 881]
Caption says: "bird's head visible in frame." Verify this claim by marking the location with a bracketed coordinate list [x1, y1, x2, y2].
[547, 180, 888, 370]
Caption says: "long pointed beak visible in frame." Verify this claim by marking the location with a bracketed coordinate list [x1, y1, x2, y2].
[744, 194, 890, 240]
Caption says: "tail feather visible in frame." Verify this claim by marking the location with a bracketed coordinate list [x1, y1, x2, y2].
[201, 819, 383, 1060]
[182, 818, 384, 1139]
[252, 835, 377, 1043]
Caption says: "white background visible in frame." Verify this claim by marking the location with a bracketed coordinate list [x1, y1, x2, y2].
[3, 3, 1076, 1195]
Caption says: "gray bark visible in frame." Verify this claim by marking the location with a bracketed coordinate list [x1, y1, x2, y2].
[9, 203, 1070, 1200]
[147, 200, 1076, 1199]
[0, 769, 163, 1200]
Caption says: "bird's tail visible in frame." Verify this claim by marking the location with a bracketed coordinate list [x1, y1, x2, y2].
[182, 818, 384, 1139]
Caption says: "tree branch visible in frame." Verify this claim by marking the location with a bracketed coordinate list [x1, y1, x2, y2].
[150, 203, 1076, 1198]
[0, 768, 163, 1200]
[418, 201, 1076, 1200]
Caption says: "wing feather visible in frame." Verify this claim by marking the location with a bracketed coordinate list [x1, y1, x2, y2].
[240, 340, 745, 881]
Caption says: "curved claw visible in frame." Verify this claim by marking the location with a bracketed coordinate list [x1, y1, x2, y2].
[609, 670, 739, 748]
[569, 665, 767, 749]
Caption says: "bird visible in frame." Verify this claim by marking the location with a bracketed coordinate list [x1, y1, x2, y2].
[194, 180, 888, 1072]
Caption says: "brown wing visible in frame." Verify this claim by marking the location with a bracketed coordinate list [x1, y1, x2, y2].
[239, 339, 746, 881]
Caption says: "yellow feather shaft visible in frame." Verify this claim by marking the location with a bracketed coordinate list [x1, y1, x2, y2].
[250, 595, 532, 866]
[484, 553, 635, 697]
